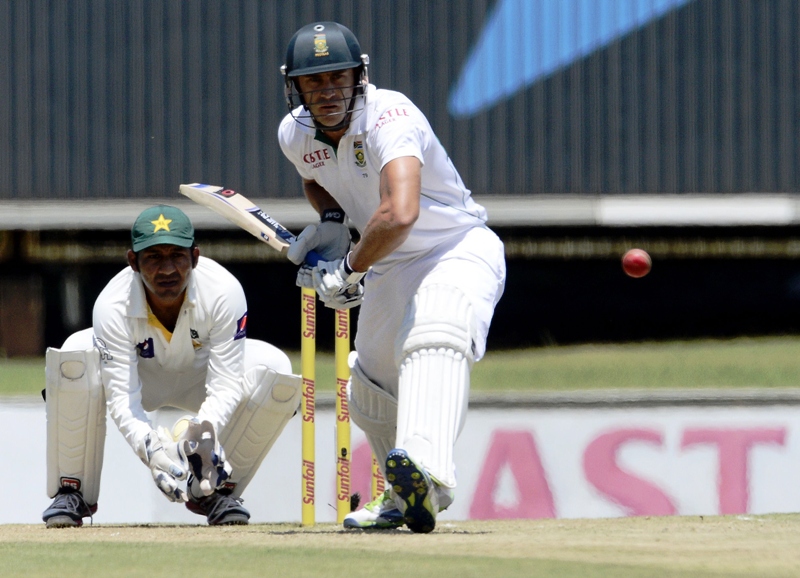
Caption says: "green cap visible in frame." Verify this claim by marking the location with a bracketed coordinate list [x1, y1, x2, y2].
[131, 205, 194, 252]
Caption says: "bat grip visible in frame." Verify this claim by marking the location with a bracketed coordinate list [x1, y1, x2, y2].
[304, 250, 322, 267]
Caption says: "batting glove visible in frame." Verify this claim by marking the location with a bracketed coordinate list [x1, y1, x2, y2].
[323, 282, 364, 310]
[287, 209, 351, 266]
[296, 264, 315, 289]
[312, 252, 366, 309]
[144, 429, 191, 503]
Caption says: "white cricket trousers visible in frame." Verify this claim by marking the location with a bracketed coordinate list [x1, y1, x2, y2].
[354, 225, 506, 396]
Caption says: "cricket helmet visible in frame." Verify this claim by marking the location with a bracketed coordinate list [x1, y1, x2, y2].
[281, 22, 370, 131]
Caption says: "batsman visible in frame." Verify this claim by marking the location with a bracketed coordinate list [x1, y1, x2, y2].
[279, 22, 506, 532]
[42, 205, 302, 527]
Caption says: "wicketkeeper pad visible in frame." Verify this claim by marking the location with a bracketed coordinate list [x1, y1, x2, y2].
[395, 284, 475, 489]
[45, 346, 106, 507]
[217, 366, 302, 496]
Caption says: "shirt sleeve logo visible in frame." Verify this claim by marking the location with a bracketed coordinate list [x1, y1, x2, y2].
[93, 336, 113, 361]
[375, 107, 410, 130]
[234, 313, 248, 340]
[136, 337, 155, 359]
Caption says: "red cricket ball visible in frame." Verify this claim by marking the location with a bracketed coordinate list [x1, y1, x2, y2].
[622, 248, 652, 278]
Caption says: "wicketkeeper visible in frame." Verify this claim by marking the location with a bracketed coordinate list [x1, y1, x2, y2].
[42, 205, 302, 527]
[279, 22, 507, 533]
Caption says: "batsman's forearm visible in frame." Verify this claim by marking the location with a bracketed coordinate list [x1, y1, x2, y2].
[349, 177, 419, 271]
[348, 156, 420, 271]
[302, 179, 343, 215]
[348, 219, 413, 272]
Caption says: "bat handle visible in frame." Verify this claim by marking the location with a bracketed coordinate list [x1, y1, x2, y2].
[304, 250, 322, 267]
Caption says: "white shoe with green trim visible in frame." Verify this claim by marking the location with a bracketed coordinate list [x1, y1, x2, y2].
[343, 489, 405, 529]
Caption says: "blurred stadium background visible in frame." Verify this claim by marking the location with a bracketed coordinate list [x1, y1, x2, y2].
[2, 0, 800, 357]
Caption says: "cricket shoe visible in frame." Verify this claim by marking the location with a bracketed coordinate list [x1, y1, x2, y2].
[343, 489, 404, 530]
[186, 489, 250, 526]
[42, 488, 96, 528]
[385, 448, 439, 534]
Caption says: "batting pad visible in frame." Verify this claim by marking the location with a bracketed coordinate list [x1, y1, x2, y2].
[395, 284, 475, 488]
[349, 357, 398, 473]
[45, 346, 106, 506]
[218, 366, 302, 496]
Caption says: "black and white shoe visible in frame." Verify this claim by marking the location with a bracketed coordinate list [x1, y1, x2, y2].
[186, 490, 250, 526]
[42, 488, 96, 528]
[385, 448, 439, 534]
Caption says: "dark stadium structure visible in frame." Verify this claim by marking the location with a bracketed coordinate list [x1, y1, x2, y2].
[0, 0, 798, 198]
[2, 0, 800, 355]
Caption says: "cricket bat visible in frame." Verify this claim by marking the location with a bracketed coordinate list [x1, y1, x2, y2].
[179, 183, 321, 265]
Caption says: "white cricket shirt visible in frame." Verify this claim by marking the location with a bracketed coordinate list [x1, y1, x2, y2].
[92, 256, 248, 460]
[278, 84, 489, 264]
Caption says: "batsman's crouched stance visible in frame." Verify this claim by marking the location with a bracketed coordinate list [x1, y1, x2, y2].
[278, 22, 506, 533]
[42, 205, 301, 528]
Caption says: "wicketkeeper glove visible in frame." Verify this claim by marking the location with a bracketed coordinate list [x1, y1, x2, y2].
[175, 418, 232, 496]
[312, 252, 366, 310]
[144, 428, 191, 503]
